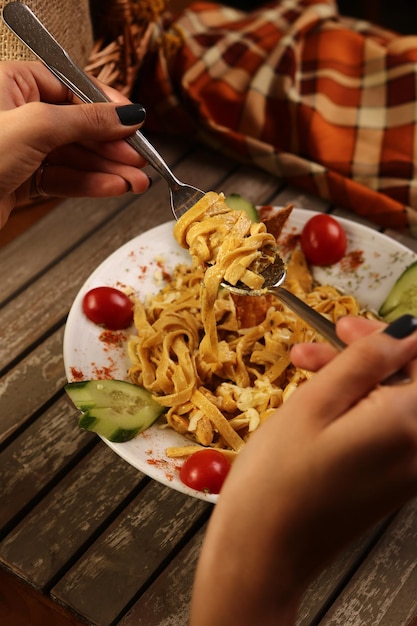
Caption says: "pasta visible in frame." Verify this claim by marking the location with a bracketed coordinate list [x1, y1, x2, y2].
[128, 192, 362, 455]
[173, 191, 278, 363]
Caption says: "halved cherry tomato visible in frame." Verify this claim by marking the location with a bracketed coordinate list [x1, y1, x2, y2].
[82, 286, 134, 330]
[180, 449, 231, 494]
[300, 214, 347, 266]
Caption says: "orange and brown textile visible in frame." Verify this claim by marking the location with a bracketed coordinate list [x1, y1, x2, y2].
[135, 0, 417, 235]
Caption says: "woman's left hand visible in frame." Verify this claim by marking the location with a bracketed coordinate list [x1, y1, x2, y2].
[0, 61, 151, 229]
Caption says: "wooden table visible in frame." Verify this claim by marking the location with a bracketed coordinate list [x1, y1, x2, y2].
[1, 133, 417, 626]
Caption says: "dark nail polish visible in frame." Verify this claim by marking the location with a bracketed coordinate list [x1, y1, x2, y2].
[383, 314, 417, 339]
[116, 104, 146, 126]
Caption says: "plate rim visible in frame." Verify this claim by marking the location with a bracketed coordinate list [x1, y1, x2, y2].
[63, 208, 417, 503]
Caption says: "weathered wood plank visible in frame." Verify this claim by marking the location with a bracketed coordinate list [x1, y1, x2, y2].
[52, 483, 210, 626]
[0, 395, 94, 532]
[272, 185, 330, 212]
[0, 195, 129, 306]
[297, 522, 387, 625]
[118, 521, 388, 626]
[0, 566, 85, 626]
[0, 444, 147, 590]
[0, 327, 66, 442]
[118, 525, 206, 626]
[2, 131, 416, 626]
[218, 162, 283, 204]
[319, 499, 417, 625]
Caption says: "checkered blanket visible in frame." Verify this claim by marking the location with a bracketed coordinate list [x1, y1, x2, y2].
[137, 0, 417, 235]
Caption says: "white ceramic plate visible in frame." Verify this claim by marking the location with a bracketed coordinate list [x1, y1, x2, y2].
[63, 209, 417, 503]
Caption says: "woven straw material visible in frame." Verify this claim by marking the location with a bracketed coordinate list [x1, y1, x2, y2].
[0, 0, 93, 66]
[87, 0, 168, 95]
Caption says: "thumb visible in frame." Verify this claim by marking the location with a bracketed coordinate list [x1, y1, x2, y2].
[290, 317, 386, 372]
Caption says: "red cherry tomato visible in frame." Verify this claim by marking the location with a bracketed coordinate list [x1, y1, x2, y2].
[82, 286, 134, 330]
[300, 214, 347, 266]
[180, 449, 231, 494]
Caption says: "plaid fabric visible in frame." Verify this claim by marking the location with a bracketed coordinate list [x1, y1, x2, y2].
[136, 0, 417, 235]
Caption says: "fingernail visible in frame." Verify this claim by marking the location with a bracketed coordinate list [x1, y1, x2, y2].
[383, 314, 417, 339]
[116, 104, 146, 126]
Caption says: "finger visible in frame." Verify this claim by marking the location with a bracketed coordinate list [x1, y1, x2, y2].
[0, 61, 69, 109]
[39, 164, 150, 197]
[327, 377, 417, 490]
[336, 315, 385, 342]
[288, 329, 417, 427]
[407, 359, 417, 380]
[0, 61, 134, 109]
[49, 141, 146, 171]
[290, 316, 386, 371]
[290, 341, 337, 371]
[9, 100, 147, 156]
[304, 381, 417, 545]
[77, 139, 147, 168]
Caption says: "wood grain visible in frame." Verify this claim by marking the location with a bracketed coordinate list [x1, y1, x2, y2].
[320, 500, 417, 625]
[52, 482, 210, 625]
[0, 566, 85, 626]
[0, 328, 67, 442]
[1, 445, 147, 589]
[1, 134, 417, 626]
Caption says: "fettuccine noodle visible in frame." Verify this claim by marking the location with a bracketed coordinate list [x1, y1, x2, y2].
[128, 193, 362, 455]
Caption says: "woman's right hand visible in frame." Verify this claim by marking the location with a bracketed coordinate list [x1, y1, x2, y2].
[190, 316, 417, 626]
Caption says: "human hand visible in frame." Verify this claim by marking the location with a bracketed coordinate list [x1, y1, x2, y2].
[290, 315, 385, 371]
[291, 314, 417, 381]
[190, 316, 417, 626]
[0, 61, 151, 229]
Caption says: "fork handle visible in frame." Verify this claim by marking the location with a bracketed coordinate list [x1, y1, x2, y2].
[2, 1, 180, 187]
[271, 286, 347, 350]
[274, 286, 412, 385]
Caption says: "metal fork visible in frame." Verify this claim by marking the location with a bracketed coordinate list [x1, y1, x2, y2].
[2, 1, 205, 220]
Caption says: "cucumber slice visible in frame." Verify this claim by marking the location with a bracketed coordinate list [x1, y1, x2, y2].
[379, 261, 417, 322]
[65, 379, 165, 442]
[225, 193, 259, 222]
[78, 407, 156, 443]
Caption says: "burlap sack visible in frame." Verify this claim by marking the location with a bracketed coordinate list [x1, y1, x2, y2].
[0, 0, 93, 66]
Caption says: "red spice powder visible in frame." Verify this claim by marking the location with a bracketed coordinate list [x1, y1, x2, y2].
[99, 330, 127, 348]
[340, 249, 364, 271]
[146, 457, 179, 482]
[70, 366, 84, 381]
[90, 362, 117, 379]
[156, 259, 172, 283]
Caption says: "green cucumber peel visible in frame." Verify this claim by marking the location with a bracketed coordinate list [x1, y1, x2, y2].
[65, 379, 165, 442]
[379, 261, 417, 322]
[225, 193, 259, 222]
